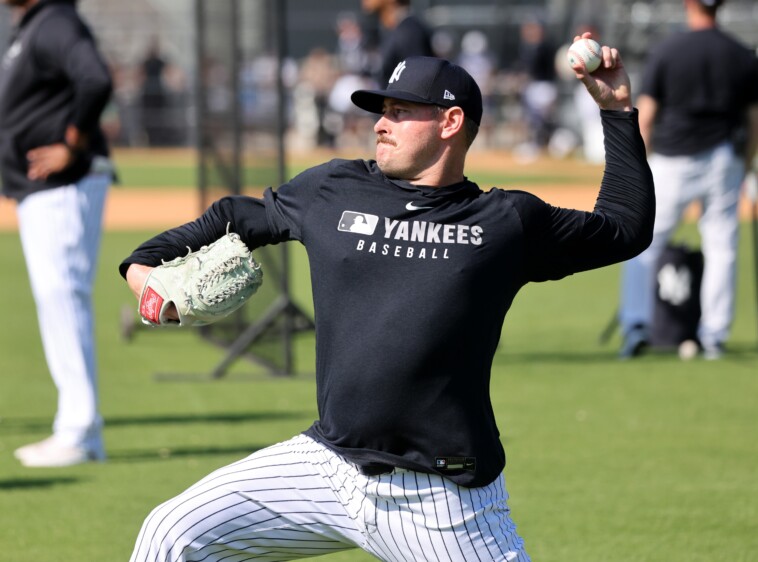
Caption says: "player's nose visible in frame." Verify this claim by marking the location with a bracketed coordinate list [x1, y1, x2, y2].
[373, 114, 389, 134]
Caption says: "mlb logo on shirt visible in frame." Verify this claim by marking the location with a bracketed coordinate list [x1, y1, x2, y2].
[337, 211, 379, 235]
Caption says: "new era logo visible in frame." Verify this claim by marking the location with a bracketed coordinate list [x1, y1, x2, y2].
[443, 90, 455, 101]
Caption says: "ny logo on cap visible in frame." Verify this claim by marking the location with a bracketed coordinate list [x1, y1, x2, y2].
[389, 61, 407, 84]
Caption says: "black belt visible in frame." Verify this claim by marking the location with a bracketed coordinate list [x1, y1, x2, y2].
[359, 463, 394, 476]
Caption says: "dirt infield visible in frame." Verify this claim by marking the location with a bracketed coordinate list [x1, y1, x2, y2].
[0, 149, 753, 231]
[0, 150, 599, 231]
[0, 185, 602, 232]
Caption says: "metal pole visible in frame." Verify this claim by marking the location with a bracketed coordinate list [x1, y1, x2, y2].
[273, 0, 287, 186]
[194, 0, 208, 213]
[272, 0, 295, 375]
[231, 0, 242, 196]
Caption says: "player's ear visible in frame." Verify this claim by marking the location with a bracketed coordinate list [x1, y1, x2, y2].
[439, 106, 465, 141]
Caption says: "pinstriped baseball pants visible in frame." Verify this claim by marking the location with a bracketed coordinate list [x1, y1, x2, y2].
[16, 174, 109, 450]
[129, 434, 529, 562]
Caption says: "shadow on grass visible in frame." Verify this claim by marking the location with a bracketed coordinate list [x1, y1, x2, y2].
[0, 476, 80, 490]
[495, 343, 758, 368]
[106, 411, 309, 426]
[494, 349, 620, 365]
[106, 443, 269, 463]
[0, 411, 309, 434]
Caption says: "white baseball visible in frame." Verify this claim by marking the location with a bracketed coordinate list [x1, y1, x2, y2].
[567, 38, 602, 73]
[678, 339, 699, 361]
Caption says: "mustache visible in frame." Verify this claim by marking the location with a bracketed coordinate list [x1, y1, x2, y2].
[376, 135, 397, 146]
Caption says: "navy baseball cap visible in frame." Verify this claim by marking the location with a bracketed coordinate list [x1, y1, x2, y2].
[351, 56, 483, 126]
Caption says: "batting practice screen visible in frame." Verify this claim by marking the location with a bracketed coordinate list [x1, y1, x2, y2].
[195, 0, 313, 377]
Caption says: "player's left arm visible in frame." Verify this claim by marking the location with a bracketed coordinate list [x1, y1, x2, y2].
[635, 94, 657, 154]
[522, 34, 654, 281]
[567, 32, 632, 113]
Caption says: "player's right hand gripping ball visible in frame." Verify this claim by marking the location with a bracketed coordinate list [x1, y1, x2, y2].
[567, 38, 602, 73]
[138, 230, 263, 327]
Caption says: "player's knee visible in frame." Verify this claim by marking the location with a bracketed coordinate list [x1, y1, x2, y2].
[133, 497, 195, 561]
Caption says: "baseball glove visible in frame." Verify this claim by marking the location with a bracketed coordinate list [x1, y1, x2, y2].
[138, 227, 263, 327]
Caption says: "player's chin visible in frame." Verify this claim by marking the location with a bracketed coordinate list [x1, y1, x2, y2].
[374, 147, 395, 170]
[375, 156, 404, 179]
[375, 142, 394, 161]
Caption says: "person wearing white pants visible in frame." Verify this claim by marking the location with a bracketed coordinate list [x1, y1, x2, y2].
[130, 434, 528, 562]
[122, 43, 653, 560]
[0, 0, 114, 466]
[620, 143, 744, 357]
[15, 173, 110, 465]
[618, 0, 758, 360]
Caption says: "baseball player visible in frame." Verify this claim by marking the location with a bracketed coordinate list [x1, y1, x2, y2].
[618, 0, 758, 360]
[362, 0, 435, 86]
[0, 0, 114, 467]
[121, 35, 653, 561]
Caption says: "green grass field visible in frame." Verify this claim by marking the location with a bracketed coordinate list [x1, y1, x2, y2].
[1, 169, 757, 560]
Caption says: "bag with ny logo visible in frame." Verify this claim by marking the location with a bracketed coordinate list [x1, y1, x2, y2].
[650, 243, 704, 348]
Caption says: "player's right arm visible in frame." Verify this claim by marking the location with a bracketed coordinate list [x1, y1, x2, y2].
[125, 264, 152, 300]
[120, 195, 274, 322]
[124, 263, 180, 322]
[119, 194, 273, 283]
[119, 160, 335, 282]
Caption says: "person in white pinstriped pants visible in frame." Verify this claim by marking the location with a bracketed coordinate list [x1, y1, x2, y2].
[131, 434, 525, 562]
[123, 36, 653, 561]
[0, 0, 114, 467]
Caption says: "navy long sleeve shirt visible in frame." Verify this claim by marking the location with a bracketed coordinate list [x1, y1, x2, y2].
[121, 109, 654, 487]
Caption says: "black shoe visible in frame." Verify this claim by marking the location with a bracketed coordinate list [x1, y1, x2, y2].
[619, 325, 648, 359]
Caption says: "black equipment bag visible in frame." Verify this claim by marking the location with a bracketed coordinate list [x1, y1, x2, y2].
[650, 243, 704, 348]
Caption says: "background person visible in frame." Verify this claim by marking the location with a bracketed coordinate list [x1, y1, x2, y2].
[361, 0, 435, 85]
[512, 16, 560, 155]
[0, 0, 114, 467]
[138, 38, 169, 146]
[618, 0, 758, 360]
